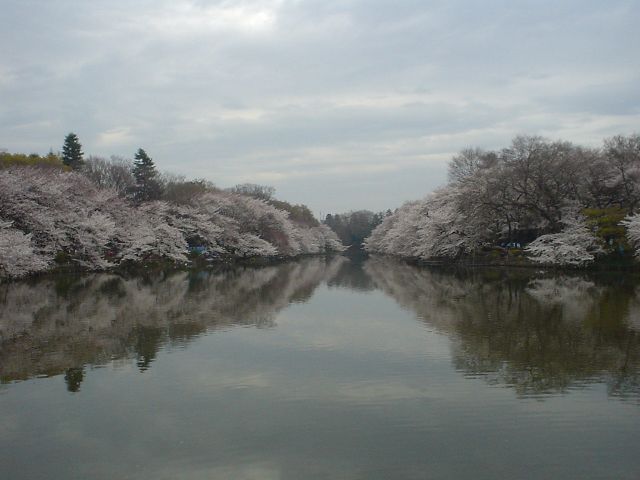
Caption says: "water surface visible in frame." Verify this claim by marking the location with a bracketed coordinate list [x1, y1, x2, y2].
[1, 257, 639, 479]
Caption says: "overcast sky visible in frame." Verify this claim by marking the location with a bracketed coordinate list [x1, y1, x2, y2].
[1, 0, 639, 214]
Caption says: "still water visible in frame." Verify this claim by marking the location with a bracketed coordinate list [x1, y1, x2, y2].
[1, 256, 639, 479]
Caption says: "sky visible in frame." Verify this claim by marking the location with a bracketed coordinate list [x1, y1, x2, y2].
[1, 0, 639, 215]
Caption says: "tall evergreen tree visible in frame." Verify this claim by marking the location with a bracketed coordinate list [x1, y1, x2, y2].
[132, 148, 162, 202]
[62, 132, 84, 170]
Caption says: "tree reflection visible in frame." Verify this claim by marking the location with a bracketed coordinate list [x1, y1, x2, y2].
[365, 257, 640, 400]
[5, 255, 640, 401]
[134, 326, 164, 372]
[327, 255, 376, 292]
[64, 367, 84, 393]
[0, 256, 347, 386]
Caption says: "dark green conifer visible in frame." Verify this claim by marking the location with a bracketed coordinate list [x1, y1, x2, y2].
[131, 148, 162, 202]
[61, 132, 84, 170]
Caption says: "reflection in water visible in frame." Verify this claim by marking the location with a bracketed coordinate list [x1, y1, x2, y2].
[327, 251, 376, 292]
[365, 257, 640, 400]
[64, 367, 84, 393]
[0, 256, 347, 387]
[3, 255, 639, 400]
[1, 256, 640, 479]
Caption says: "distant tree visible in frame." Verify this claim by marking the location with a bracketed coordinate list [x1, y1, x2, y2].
[229, 183, 275, 201]
[325, 210, 384, 248]
[161, 174, 217, 205]
[227, 183, 320, 227]
[131, 148, 162, 202]
[0, 151, 63, 169]
[604, 134, 640, 212]
[62, 133, 84, 170]
[83, 155, 134, 197]
[448, 148, 496, 183]
[269, 199, 319, 227]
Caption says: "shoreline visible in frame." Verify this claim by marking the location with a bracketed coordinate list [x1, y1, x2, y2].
[368, 252, 640, 273]
[0, 252, 345, 283]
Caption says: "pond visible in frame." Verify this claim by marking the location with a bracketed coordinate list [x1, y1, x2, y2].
[1, 256, 639, 479]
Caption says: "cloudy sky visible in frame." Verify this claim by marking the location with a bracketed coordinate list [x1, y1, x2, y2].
[1, 0, 639, 214]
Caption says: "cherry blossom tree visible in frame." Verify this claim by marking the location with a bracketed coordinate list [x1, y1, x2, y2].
[0, 167, 344, 278]
[365, 186, 478, 259]
[525, 213, 603, 266]
[365, 134, 640, 266]
[622, 213, 640, 258]
[0, 220, 49, 277]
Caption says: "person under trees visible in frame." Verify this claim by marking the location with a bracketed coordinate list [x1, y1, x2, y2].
[62, 133, 84, 170]
[131, 148, 162, 203]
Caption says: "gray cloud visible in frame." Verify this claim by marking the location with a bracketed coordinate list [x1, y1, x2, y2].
[1, 0, 638, 213]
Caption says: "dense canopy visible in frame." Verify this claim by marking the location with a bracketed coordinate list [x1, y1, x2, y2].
[0, 154, 343, 278]
[365, 134, 640, 266]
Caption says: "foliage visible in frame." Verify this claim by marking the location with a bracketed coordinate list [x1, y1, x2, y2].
[525, 213, 603, 266]
[0, 151, 65, 170]
[0, 220, 49, 277]
[365, 187, 479, 259]
[162, 176, 217, 205]
[227, 184, 319, 227]
[82, 155, 135, 197]
[228, 183, 275, 201]
[0, 168, 344, 278]
[621, 214, 640, 258]
[604, 134, 640, 211]
[62, 133, 84, 170]
[131, 148, 162, 203]
[268, 199, 319, 227]
[365, 133, 640, 266]
[324, 210, 385, 248]
[583, 207, 628, 253]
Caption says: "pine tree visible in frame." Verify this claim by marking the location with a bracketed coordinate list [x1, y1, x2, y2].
[132, 148, 162, 202]
[62, 133, 84, 170]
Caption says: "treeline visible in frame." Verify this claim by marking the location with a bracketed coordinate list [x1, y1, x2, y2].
[0, 151, 63, 169]
[0, 135, 344, 278]
[323, 210, 388, 248]
[1, 139, 319, 226]
[365, 134, 640, 266]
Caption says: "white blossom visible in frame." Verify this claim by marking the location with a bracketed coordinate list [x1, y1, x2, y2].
[525, 214, 603, 266]
[0, 220, 49, 277]
[0, 168, 344, 278]
[365, 186, 477, 259]
[622, 213, 640, 257]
